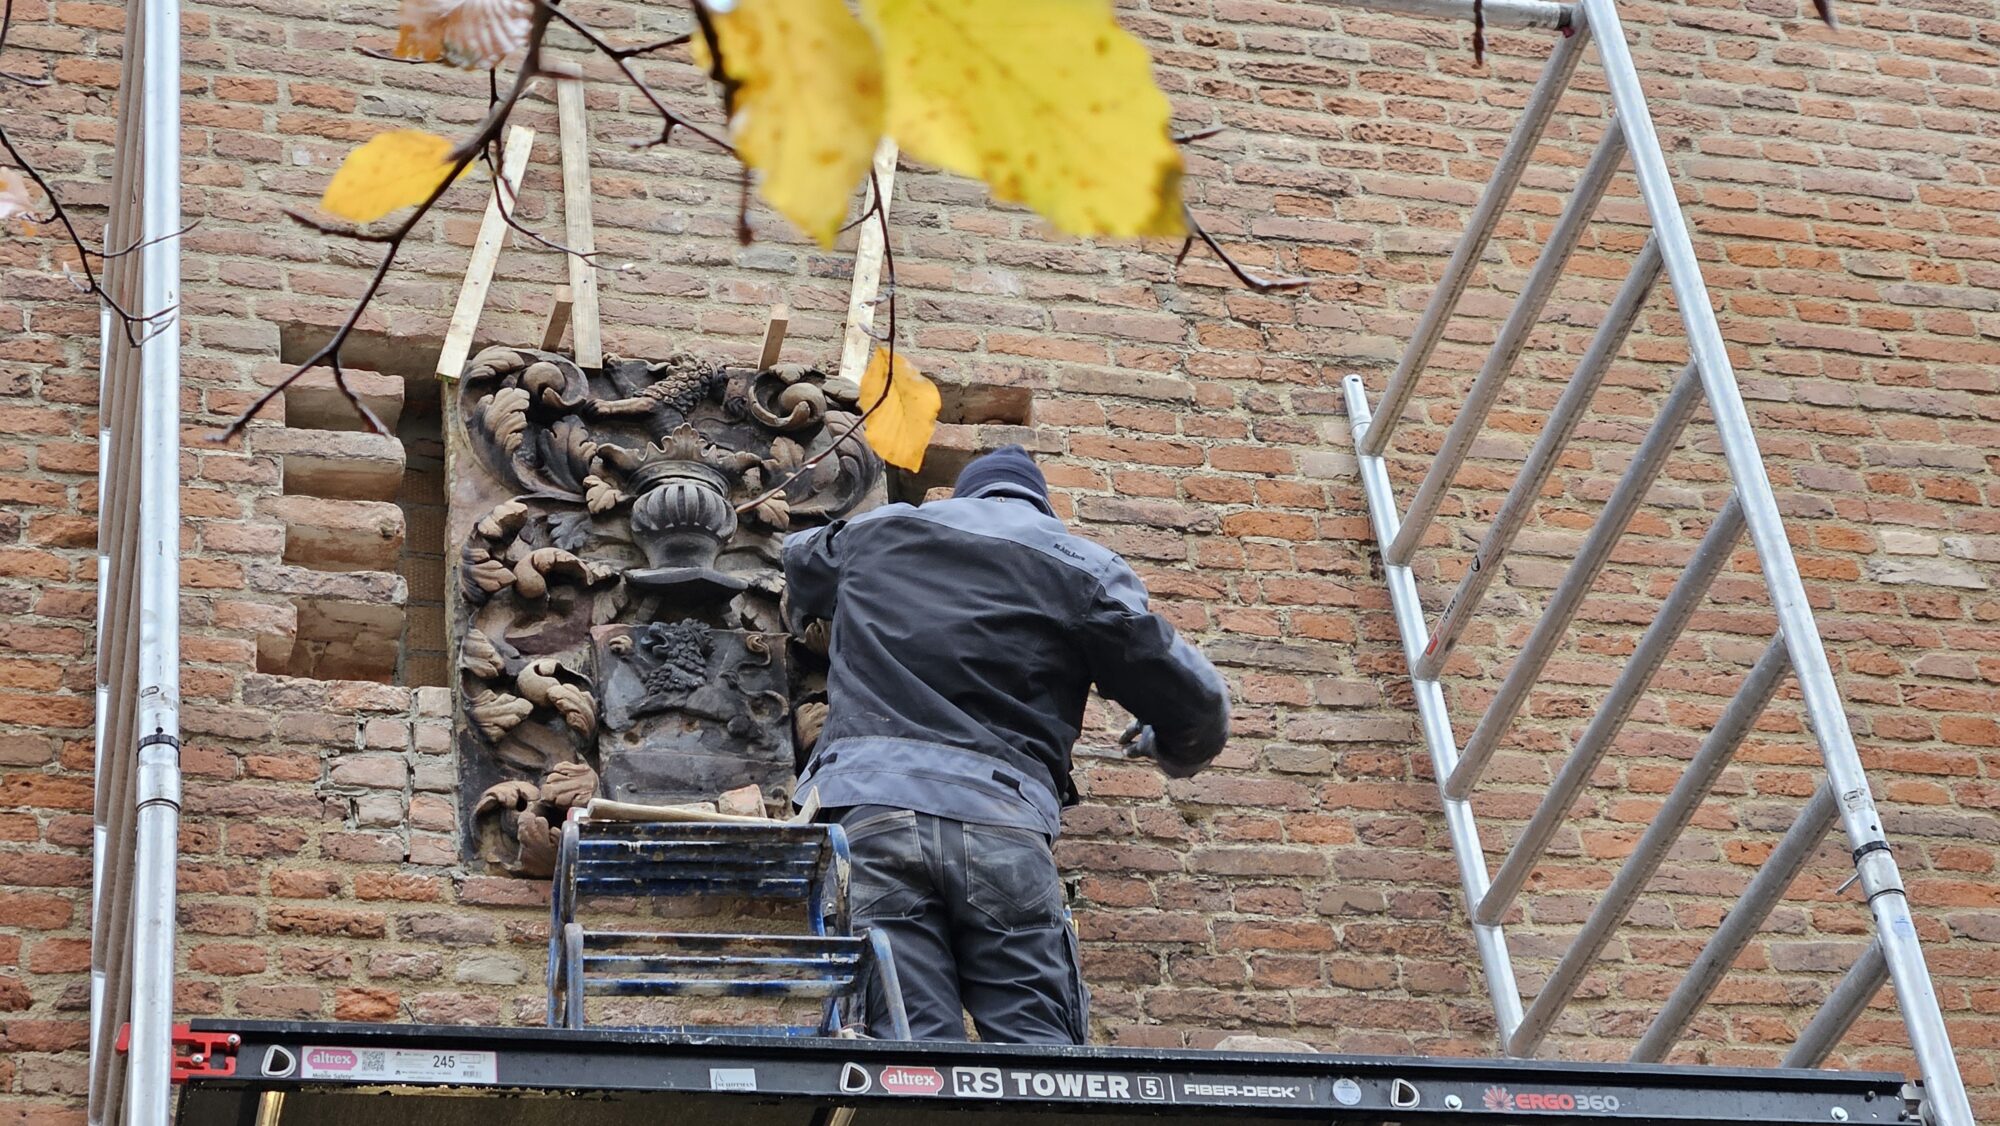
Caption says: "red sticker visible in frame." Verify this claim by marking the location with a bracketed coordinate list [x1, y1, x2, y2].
[879, 1065, 945, 1095]
[304, 1048, 358, 1073]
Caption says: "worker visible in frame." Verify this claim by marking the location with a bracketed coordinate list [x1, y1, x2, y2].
[783, 445, 1230, 1044]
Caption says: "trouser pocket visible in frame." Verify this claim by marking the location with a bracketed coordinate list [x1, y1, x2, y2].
[961, 823, 1062, 931]
[841, 809, 927, 922]
[1062, 908, 1091, 1044]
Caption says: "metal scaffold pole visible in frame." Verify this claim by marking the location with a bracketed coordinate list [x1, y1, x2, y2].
[88, 0, 183, 1121]
[1580, 2, 1968, 1117]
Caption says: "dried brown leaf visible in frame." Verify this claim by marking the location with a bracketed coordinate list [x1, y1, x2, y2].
[396, 0, 533, 69]
[0, 171, 39, 225]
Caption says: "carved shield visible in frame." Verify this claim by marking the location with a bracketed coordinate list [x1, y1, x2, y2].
[592, 622, 795, 804]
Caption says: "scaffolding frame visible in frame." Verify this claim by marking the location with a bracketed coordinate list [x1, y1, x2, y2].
[65, 0, 1972, 1122]
[1338, 0, 1973, 1122]
[87, 0, 183, 1122]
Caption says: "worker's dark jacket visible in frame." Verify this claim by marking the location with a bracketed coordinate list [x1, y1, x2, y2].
[783, 485, 1230, 838]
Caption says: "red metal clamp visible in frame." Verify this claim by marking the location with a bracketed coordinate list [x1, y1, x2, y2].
[114, 1023, 240, 1082]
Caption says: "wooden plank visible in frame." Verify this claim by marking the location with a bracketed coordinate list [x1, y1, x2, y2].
[436, 124, 536, 381]
[541, 285, 575, 351]
[556, 75, 603, 370]
[585, 798, 777, 826]
[758, 303, 790, 370]
[837, 140, 899, 386]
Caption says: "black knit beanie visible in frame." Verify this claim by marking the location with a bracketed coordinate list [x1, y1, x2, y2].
[951, 445, 1053, 516]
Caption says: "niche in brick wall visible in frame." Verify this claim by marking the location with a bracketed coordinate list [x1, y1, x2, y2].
[256, 335, 1033, 680]
[885, 379, 1036, 503]
[258, 327, 450, 686]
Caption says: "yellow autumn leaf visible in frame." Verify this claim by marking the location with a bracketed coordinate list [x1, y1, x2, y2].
[694, 0, 884, 246]
[858, 347, 939, 472]
[321, 130, 461, 224]
[861, 0, 1184, 238]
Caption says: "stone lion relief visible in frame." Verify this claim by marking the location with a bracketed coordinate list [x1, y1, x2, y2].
[445, 346, 884, 875]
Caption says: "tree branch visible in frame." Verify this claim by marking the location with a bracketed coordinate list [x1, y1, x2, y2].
[0, 0, 44, 84]
[0, 0, 181, 338]
[478, 136, 615, 264]
[217, 4, 559, 441]
[733, 167, 898, 517]
[1175, 204, 1309, 294]
[227, 0, 1321, 451]
[605, 33, 691, 60]
[0, 127, 178, 344]
[99, 221, 201, 259]
[548, 4, 732, 154]
[1168, 126, 1310, 293]
[222, 0, 731, 441]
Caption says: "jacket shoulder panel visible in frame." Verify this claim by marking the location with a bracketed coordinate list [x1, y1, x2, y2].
[886, 497, 1123, 581]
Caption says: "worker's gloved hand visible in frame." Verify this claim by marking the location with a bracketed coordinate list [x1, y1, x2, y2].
[1120, 721, 1203, 779]
[1118, 720, 1155, 761]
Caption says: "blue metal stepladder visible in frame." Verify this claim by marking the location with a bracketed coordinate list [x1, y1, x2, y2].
[546, 808, 912, 1039]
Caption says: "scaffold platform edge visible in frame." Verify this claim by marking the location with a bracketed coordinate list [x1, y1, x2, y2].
[178, 1019, 1915, 1125]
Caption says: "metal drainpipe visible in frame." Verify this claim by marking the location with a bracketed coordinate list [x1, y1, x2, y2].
[88, 262, 114, 1120]
[86, 0, 143, 1107]
[124, 0, 184, 1117]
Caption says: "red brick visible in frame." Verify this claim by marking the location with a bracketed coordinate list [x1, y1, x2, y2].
[352, 872, 442, 902]
[235, 984, 322, 1019]
[267, 907, 385, 938]
[187, 943, 270, 976]
[333, 987, 400, 1022]
[268, 870, 343, 899]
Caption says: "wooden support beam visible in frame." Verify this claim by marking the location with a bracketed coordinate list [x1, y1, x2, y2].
[837, 140, 899, 386]
[556, 75, 603, 370]
[758, 303, 790, 370]
[541, 285, 575, 351]
[436, 124, 536, 381]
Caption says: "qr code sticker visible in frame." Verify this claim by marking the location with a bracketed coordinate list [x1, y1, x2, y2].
[360, 1050, 387, 1073]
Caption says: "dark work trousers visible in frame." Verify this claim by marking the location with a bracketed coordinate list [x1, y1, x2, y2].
[836, 806, 1088, 1044]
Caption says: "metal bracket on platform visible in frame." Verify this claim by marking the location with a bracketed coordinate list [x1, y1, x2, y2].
[117, 1023, 240, 1082]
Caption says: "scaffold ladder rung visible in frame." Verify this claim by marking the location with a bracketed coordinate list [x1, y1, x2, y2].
[1415, 234, 1664, 685]
[1386, 122, 1628, 569]
[1338, 0, 1972, 1122]
[1476, 494, 1745, 929]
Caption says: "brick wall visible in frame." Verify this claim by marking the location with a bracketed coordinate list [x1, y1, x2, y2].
[3, 0, 1999, 1117]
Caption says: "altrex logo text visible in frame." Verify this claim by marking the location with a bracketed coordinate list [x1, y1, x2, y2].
[304, 1048, 357, 1072]
[879, 1066, 945, 1095]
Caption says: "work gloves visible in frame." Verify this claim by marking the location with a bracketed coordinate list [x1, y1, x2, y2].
[1120, 720, 1203, 779]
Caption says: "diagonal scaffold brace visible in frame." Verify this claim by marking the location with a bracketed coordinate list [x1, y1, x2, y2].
[1335, 0, 1973, 1123]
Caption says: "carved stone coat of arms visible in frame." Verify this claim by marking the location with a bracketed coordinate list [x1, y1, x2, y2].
[445, 346, 884, 875]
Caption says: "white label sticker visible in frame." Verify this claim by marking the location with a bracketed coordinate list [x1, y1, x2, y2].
[1333, 1078, 1362, 1106]
[710, 1068, 758, 1092]
[952, 1067, 1003, 1097]
[299, 1045, 497, 1085]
